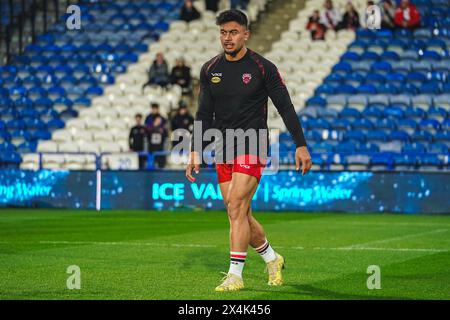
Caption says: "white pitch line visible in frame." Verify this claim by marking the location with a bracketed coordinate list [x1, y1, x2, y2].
[310, 247, 448, 253]
[344, 229, 449, 249]
[0, 241, 447, 253]
[37, 240, 217, 248]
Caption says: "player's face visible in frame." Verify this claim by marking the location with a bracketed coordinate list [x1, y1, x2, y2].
[219, 22, 249, 57]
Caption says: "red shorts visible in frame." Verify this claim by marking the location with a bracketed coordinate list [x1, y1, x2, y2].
[216, 154, 267, 184]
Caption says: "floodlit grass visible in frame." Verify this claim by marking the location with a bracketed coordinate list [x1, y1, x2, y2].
[0, 209, 449, 299]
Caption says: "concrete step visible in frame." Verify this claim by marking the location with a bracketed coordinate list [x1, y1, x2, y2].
[248, 0, 306, 54]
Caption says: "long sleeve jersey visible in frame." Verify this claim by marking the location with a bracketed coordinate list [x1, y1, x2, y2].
[191, 48, 307, 163]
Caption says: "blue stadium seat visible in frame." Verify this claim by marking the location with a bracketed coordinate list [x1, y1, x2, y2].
[420, 82, 442, 94]
[308, 119, 330, 130]
[367, 130, 389, 142]
[315, 140, 338, 153]
[332, 62, 352, 74]
[362, 107, 383, 120]
[305, 96, 327, 108]
[417, 154, 442, 170]
[393, 154, 417, 170]
[0, 152, 22, 167]
[324, 74, 343, 85]
[391, 60, 412, 72]
[411, 131, 434, 142]
[316, 107, 339, 120]
[345, 73, 365, 86]
[341, 52, 360, 61]
[427, 142, 448, 153]
[397, 119, 418, 134]
[361, 51, 380, 61]
[352, 118, 374, 130]
[344, 130, 366, 143]
[335, 142, 358, 154]
[377, 83, 399, 94]
[370, 153, 393, 170]
[442, 118, 450, 131]
[403, 142, 427, 153]
[330, 119, 352, 130]
[315, 84, 335, 95]
[421, 50, 442, 61]
[356, 84, 377, 94]
[419, 119, 441, 133]
[340, 107, 361, 120]
[404, 108, 427, 122]
[389, 130, 410, 142]
[383, 106, 404, 119]
[358, 143, 379, 152]
[427, 107, 448, 122]
[305, 131, 322, 142]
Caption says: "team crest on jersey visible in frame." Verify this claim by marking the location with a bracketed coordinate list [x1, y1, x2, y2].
[242, 73, 252, 84]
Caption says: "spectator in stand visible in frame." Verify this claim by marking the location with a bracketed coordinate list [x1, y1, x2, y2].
[320, 0, 342, 31]
[170, 102, 194, 148]
[306, 10, 327, 41]
[129, 113, 147, 169]
[205, 0, 219, 12]
[145, 103, 167, 129]
[170, 57, 192, 95]
[338, 2, 360, 31]
[380, 0, 396, 29]
[180, 0, 201, 23]
[142, 53, 170, 91]
[147, 116, 168, 168]
[360, 0, 375, 28]
[230, 0, 249, 10]
[394, 0, 421, 29]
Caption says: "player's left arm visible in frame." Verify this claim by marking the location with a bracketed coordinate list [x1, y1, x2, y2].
[264, 60, 312, 175]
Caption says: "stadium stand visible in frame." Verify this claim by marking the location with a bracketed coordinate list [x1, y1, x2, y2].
[1, 0, 448, 172]
[7, 0, 267, 170]
[270, 0, 449, 171]
[1, 0, 183, 169]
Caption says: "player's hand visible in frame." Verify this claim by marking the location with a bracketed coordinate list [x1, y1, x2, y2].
[186, 151, 200, 183]
[295, 146, 312, 175]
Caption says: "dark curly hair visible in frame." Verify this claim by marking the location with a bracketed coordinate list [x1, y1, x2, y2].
[216, 9, 248, 29]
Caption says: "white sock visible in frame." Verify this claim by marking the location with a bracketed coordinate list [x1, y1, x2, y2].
[229, 252, 247, 278]
[254, 239, 277, 263]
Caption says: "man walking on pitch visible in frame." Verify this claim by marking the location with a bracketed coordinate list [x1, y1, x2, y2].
[186, 10, 312, 292]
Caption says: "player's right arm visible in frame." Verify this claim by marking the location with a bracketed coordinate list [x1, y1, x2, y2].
[186, 64, 215, 182]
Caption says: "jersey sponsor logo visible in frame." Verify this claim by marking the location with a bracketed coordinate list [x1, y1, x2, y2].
[242, 73, 252, 84]
[211, 76, 221, 84]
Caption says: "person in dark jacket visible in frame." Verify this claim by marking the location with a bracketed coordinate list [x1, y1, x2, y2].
[142, 53, 170, 91]
[380, 0, 396, 29]
[145, 103, 167, 129]
[338, 2, 360, 31]
[148, 116, 168, 168]
[170, 103, 194, 148]
[129, 113, 147, 169]
[180, 0, 201, 22]
[170, 57, 192, 95]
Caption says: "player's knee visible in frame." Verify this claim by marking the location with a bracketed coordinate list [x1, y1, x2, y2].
[227, 196, 247, 221]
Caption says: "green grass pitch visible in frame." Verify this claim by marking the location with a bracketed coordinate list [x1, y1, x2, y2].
[0, 209, 449, 300]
